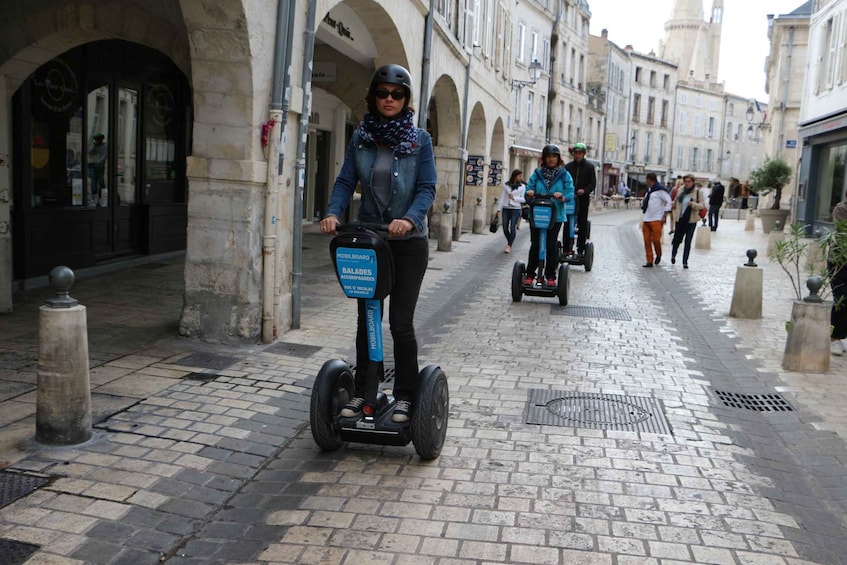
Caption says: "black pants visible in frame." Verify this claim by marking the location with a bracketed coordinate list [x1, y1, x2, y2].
[575, 199, 590, 252]
[355, 237, 428, 402]
[708, 205, 721, 230]
[671, 221, 697, 265]
[527, 223, 562, 279]
[831, 261, 847, 340]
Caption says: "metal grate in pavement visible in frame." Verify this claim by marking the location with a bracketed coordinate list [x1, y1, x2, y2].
[351, 366, 395, 384]
[264, 342, 322, 358]
[0, 538, 40, 564]
[0, 471, 50, 509]
[526, 389, 672, 434]
[714, 390, 795, 412]
[550, 305, 631, 321]
[175, 353, 239, 370]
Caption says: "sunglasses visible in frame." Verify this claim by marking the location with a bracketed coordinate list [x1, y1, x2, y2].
[374, 89, 406, 100]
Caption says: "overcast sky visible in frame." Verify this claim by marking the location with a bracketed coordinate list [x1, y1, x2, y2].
[587, 0, 807, 102]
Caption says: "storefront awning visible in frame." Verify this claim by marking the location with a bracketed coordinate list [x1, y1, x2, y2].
[510, 144, 542, 158]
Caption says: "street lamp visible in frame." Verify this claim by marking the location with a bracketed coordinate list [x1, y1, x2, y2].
[510, 59, 543, 90]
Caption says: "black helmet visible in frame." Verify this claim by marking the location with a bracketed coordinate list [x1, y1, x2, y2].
[369, 64, 412, 97]
[542, 144, 561, 158]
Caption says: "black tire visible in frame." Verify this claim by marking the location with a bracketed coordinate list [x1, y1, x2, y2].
[584, 242, 594, 272]
[557, 263, 569, 306]
[310, 359, 354, 451]
[411, 366, 449, 460]
[511, 261, 524, 302]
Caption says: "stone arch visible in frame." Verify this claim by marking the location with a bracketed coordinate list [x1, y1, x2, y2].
[489, 117, 506, 194]
[427, 73, 461, 209]
[463, 101, 488, 229]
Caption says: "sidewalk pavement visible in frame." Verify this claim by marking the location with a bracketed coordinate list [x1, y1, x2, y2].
[0, 207, 845, 564]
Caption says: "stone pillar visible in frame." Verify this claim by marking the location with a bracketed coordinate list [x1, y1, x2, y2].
[729, 251, 762, 319]
[36, 267, 92, 445]
[744, 209, 755, 231]
[472, 198, 485, 234]
[695, 224, 711, 249]
[767, 230, 786, 258]
[783, 277, 831, 373]
[437, 202, 453, 252]
[805, 229, 825, 273]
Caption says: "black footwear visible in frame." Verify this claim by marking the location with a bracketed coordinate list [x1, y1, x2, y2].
[654, 255, 662, 265]
[671, 257, 676, 265]
[683, 264, 689, 269]
[340, 397, 365, 417]
[392, 400, 411, 423]
[642, 262, 653, 268]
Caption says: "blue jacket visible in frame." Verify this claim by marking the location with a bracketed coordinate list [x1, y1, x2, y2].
[327, 128, 436, 237]
[526, 166, 575, 222]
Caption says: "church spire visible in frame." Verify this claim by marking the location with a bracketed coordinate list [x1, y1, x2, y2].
[660, 0, 722, 84]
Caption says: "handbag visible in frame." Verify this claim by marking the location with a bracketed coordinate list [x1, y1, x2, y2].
[489, 213, 500, 233]
[698, 207, 707, 219]
[521, 205, 530, 221]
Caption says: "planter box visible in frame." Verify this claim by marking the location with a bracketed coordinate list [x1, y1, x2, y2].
[759, 209, 790, 234]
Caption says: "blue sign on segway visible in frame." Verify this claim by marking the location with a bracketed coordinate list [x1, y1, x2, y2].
[335, 247, 378, 298]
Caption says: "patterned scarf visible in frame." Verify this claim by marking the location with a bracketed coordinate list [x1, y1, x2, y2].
[356, 109, 418, 154]
[541, 166, 561, 190]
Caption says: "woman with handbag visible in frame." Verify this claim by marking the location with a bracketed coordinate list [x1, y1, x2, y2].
[670, 175, 705, 269]
[499, 169, 525, 253]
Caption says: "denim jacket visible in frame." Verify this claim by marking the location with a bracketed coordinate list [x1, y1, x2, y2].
[526, 166, 575, 222]
[326, 128, 436, 238]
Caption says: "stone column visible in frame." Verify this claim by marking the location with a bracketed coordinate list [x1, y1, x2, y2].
[695, 224, 711, 249]
[729, 251, 762, 319]
[36, 267, 92, 445]
[744, 209, 755, 231]
[437, 202, 453, 252]
[782, 277, 831, 373]
[472, 197, 484, 234]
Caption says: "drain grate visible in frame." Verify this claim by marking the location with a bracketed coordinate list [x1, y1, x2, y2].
[0, 538, 40, 564]
[0, 471, 50, 509]
[550, 305, 631, 321]
[714, 391, 795, 412]
[176, 353, 239, 370]
[526, 390, 672, 434]
[351, 366, 395, 384]
[265, 342, 322, 358]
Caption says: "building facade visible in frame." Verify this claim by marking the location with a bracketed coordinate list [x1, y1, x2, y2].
[796, 0, 847, 231]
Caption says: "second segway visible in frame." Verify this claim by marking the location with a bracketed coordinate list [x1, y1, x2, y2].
[511, 196, 569, 305]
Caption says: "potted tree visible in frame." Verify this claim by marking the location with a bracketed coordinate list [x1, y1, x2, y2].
[750, 157, 792, 233]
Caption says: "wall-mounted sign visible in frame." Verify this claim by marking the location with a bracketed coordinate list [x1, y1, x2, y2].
[604, 133, 617, 152]
[312, 62, 337, 83]
[487, 160, 502, 186]
[465, 155, 485, 186]
[786, 139, 797, 148]
[323, 12, 355, 41]
[31, 58, 79, 115]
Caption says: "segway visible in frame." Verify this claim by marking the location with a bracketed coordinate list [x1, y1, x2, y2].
[559, 218, 594, 272]
[310, 223, 449, 460]
[511, 196, 569, 305]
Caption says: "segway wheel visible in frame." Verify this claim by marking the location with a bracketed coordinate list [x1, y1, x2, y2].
[511, 261, 525, 302]
[411, 366, 449, 460]
[557, 263, 569, 306]
[310, 359, 354, 451]
[584, 242, 594, 272]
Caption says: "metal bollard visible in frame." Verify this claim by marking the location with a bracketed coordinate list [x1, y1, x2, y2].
[36, 266, 92, 445]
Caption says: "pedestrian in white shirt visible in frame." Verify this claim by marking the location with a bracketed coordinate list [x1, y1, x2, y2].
[641, 172, 672, 267]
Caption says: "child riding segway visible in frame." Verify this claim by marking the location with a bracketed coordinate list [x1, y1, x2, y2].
[511, 144, 573, 305]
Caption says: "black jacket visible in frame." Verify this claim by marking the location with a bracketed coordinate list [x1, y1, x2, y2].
[709, 183, 725, 206]
[564, 158, 596, 205]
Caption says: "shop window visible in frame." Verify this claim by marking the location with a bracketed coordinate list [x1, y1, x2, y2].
[816, 142, 847, 222]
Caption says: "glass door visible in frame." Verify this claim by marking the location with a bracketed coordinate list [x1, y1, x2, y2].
[112, 86, 140, 254]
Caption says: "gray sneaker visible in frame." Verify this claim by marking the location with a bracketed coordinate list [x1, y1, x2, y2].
[340, 397, 365, 417]
[832, 340, 846, 357]
[392, 400, 412, 423]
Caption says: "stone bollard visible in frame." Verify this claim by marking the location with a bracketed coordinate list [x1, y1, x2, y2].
[472, 197, 484, 234]
[694, 224, 711, 249]
[729, 250, 763, 319]
[782, 277, 830, 372]
[744, 209, 755, 231]
[437, 202, 452, 252]
[36, 266, 92, 445]
[767, 224, 786, 257]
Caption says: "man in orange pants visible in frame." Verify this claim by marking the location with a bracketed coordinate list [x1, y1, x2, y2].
[641, 173, 672, 267]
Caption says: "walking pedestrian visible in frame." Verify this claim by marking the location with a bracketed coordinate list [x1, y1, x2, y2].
[830, 194, 847, 356]
[500, 169, 525, 253]
[670, 175, 705, 269]
[320, 64, 436, 423]
[708, 180, 725, 231]
[524, 144, 574, 287]
[641, 173, 672, 267]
